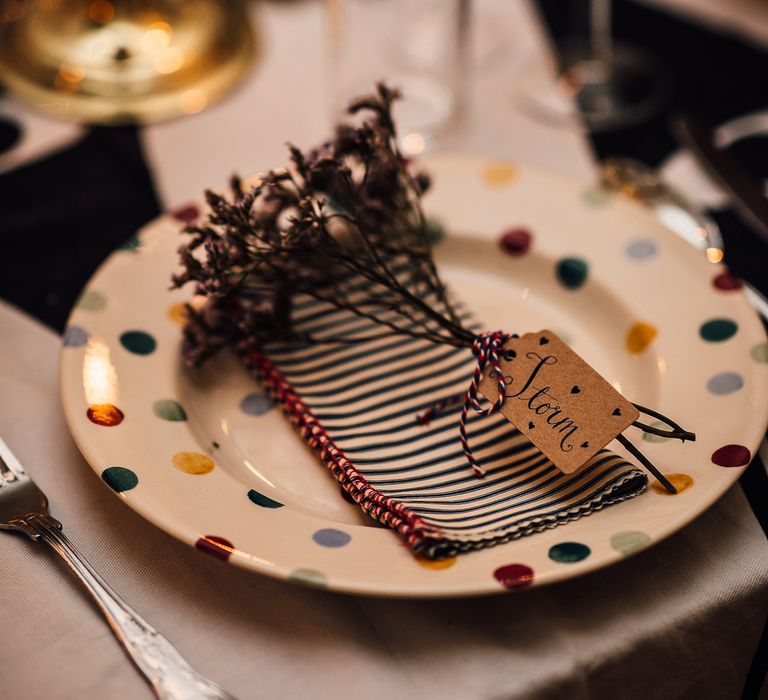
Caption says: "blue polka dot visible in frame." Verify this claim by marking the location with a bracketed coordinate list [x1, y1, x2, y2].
[626, 239, 657, 260]
[239, 391, 274, 416]
[706, 371, 743, 395]
[247, 489, 283, 508]
[63, 325, 88, 347]
[312, 528, 351, 548]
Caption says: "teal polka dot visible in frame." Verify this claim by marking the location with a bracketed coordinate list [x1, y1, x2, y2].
[153, 399, 187, 421]
[240, 391, 274, 416]
[548, 542, 591, 563]
[312, 528, 351, 548]
[699, 318, 738, 342]
[290, 568, 327, 587]
[77, 290, 106, 311]
[120, 330, 156, 355]
[556, 258, 589, 290]
[751, 342, 768, 363]
[118, 234, 141, 251]
[101, 466, 138, 492]
[247, 489, 283, 508]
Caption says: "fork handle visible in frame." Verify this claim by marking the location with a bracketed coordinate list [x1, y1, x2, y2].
[25, 514, 235, 700]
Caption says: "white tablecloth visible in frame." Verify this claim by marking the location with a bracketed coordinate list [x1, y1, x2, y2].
[1, 2, 767, 698]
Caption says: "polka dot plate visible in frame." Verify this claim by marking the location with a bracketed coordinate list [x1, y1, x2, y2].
[60, 154, 768, 597]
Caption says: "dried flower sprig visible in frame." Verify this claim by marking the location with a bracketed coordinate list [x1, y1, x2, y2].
[172, 83, 472, 367]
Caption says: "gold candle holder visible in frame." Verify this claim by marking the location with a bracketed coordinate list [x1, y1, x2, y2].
[0, 0, 257, 124]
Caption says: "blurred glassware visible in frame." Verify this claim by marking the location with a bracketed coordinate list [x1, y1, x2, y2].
[0, 0, 256, 124]
[514, 0, 669, 131]
[326, 0, 470, 155]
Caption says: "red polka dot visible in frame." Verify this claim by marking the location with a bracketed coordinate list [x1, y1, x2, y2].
[499, 228, 532, 256]
[195, 535, 234, 561]
[87, 403, 124, 426]
[713, 272, 743, 291]
[493, 563, 534, 590]
[711, 444, 751, 468]
[172, 204, 200, 223]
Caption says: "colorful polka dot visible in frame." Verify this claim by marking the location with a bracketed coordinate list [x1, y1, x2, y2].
[700, 318, 738, 342]
[626, 239, 657, 261]
[556, 257, 588, 289]
[118, 234, 141, 252]
[289, 568, 327, 587]
[416, 555, 457, 570]
[247, 489, 283, 508]
[493, 563, 534, 590]
[63, 325, 88, 347]
[626, 322, 657, 354]
[101, 466, 138, 492]
[426, 217, 445, 244]
[172, 204, 200, 223]
[711, 444, 751, 468]
[77, 290, 106, 311]
[120, 330, 156, 355]
[168, 302, 188, 326]
[651, 473, 694, 495]
[239, 391, 274, 416]
[172, 451, 215, 475]
[548, 542, 590, 563]
[152, 399, 187, 421]
[195, 535, 234, 561]
[312, 528, 351, 548]
[482, 162, 517, 186]
[751, 342, 768, 363]
[87, 403, 124, 426]
[712, 271, 742, 291]
[706, 371, 743, 395]
[582, 186, 611, 206]
[610, 530, 650, 556]
[499, 228, 532, 256]
[642, 420, 668, 443]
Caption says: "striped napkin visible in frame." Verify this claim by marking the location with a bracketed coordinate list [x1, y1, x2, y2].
[249, 286, 648, 559]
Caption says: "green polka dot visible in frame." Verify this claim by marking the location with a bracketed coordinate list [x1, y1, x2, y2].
[77, 290, 106, 311]
[642, 420, 668, 443]
[118, 234, 141, 251]
[582, 187, 611, 206]
[247, 489, 283, 508]
[101, 466, 138, 492]
[120, 330, 157, 355]
[699, 318, 738, 342]
[556, 257, 589, 290]
[426, 217, 445, 244]
[751, 342, 768, 363]
[289, 568, 327, 587]
[153, 399, 187, 421]
[610, 530, 651, 556]
[548, 542, 591, 563]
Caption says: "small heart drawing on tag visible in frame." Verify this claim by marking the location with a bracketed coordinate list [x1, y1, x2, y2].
[571, 386, 581, 394]
[581, 441, 589, 448]
[612, 408, 621, 416]
[528, 421, 535, 430]
[539, 337, 549, 345]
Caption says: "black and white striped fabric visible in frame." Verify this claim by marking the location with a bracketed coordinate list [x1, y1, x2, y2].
[265, 281, 648, 558]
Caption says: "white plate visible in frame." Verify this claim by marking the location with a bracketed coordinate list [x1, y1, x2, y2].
[60, 153, 768, 597]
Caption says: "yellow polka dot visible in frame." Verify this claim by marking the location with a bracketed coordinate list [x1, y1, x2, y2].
[651, 473, 694, 495]
[168, 302, 188, 326]
[172, 451, 215, 475]
[626, 322, 657, 354]
[416, 555, 457, 570]
[482, 162, 517, 187]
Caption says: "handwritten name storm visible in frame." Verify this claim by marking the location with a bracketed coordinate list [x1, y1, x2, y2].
[491, 351, 581, 452]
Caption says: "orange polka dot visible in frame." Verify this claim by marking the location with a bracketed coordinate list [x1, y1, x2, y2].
[626, 322, 657, 354]
[416, 555, 457, 570]
[172, 451, 215, 475]
[651, 473, 694, 495]
[483, 162, 517, 187]
[168, 302, 188, 326]
[87, 403, 124, 426]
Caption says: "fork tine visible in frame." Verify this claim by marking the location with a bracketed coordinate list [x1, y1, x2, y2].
[0, 436, 26, 480]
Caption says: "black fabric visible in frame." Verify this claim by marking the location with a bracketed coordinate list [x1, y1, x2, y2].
[0, 126, 161, 330]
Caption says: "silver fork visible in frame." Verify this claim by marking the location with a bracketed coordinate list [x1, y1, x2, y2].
[0, 436, 235, 700]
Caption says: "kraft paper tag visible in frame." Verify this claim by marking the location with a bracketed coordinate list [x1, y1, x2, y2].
[478, 330, 639, 474]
